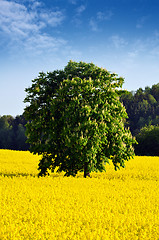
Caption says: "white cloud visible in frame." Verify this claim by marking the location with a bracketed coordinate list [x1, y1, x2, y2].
[89, 19, 98, 32]
[128, 50, 138, 58]
[76, 4, 86, 15]
[40, 11, 65, 27]
[0, 1, 30, 24]
[111, 35, 128, 49]
[24, 34, 67, 54]
[0, 0, 66, 53]
[110, 33, 159, 66]
[97, 11, 113, 21]
[68, 0, 78, 4]
[71, 3, 86, 26]
[29, 1, 42, 10]
[128, 35, 159, 59]
[89, 10, 113, 32]
[136, 16, 149, 29]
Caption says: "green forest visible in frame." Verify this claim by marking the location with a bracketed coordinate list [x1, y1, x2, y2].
[0, 115, 29, 151]
[0, 82, 159, 156]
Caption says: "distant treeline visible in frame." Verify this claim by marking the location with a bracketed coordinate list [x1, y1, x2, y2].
[120, 83, 159, 156]
[120, 83, 159, 135]
[0, 114, 29, 150]
[0, 83, 159, 155]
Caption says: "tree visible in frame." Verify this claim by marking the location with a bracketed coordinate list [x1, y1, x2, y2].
[11, 115, 29, 150]
[135, 125, 159, 156]
[0, 115, 29, 150]
[0, 115, 13, 149]
[24, 61, 136, 177]
[120, 83, 159, 135]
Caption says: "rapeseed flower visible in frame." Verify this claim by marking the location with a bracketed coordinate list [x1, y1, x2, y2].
[0, 150, 159, 239]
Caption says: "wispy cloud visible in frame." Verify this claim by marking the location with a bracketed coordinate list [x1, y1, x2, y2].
[110, 35, 128, 49]
[89, 10, 113, 32]
[68, 0, 78, 4]
[71, 3, 86, 26]
[76, 4, 86, 15]
[110, 32, 159, 61]
[89, 18, 98, 32]
[128, 33, 159, 58]
[97, 10, 113, 21]
[39, 11, 65, 27]
[24, 34, 66, 54]
[136, 16, 149, 29]
[144, 32, 159, 57]
[0, 0, 66, 54]
[29, 1, 42, 10]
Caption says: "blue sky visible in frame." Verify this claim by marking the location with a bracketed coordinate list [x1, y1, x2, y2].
[1, 0, 159, 116]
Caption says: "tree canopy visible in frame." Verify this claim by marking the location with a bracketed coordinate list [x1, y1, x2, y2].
[24, 61, 136, 177]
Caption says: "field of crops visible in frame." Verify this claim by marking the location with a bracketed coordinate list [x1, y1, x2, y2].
[0, 150, 159, 240]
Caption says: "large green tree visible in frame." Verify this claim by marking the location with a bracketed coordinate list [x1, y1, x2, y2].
[24, 61, 136, 177]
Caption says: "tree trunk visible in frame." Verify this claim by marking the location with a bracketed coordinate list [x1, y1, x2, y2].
[84, 162, 90, 178]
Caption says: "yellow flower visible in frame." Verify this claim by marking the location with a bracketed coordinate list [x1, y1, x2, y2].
[0, 150, 159, 239]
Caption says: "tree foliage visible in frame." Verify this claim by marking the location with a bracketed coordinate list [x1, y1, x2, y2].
[24, 61, 135, 177]
[1, 73, 159, 157]
[0, 115, 29, 150]
[120, 83, 159, 135]
[119, 83, 159, 156]
[135, 125, 159, 156]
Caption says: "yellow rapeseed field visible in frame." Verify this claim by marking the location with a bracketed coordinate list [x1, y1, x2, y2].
[0, 149, 159, 240]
